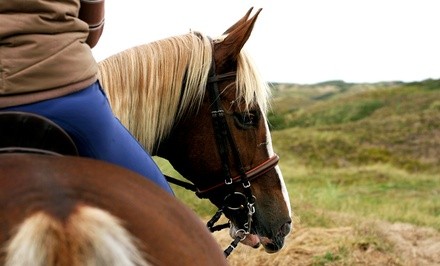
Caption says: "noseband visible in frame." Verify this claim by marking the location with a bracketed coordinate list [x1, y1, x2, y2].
[165, 40, 279, 257]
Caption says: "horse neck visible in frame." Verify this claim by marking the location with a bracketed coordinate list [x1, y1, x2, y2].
[97, 36, 211, 153]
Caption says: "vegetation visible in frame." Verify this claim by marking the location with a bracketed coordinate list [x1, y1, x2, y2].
[269, 79, 440, 231]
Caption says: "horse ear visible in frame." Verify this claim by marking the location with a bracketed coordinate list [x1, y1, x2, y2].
[222, 7, 254, 35]
[216, 8, 262, 63]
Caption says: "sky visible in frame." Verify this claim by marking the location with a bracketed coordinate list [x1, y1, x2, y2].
[92, 0, 440, 84]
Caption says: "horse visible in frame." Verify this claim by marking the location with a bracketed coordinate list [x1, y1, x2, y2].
[98, 8, 292, 253]
[0, 113, 227, 265]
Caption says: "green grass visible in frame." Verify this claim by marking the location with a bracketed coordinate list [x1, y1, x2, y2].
[154, 157, 218, 217]
[282, 163, 439, 229]
[312, 251, 342, 266]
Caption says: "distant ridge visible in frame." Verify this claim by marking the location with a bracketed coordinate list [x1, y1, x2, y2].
[268, 77, 440, 173]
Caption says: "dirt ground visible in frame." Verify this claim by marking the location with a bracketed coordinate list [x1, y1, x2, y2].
[212, 220, 440, 266]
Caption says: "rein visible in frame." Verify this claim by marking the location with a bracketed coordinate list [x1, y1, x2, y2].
[165, 41, 279, 257]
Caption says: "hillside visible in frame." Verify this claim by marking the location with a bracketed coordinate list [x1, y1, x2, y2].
[270, 79, 440, 173]
[269, 79, 439, 226]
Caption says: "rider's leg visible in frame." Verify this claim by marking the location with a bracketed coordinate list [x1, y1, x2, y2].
[1, 81, 174, 194]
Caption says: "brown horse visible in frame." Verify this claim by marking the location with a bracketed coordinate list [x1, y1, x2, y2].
[98, 8, 292, 253]
[0, 153, 227, 265]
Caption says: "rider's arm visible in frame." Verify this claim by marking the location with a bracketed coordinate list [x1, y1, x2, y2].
[79, 0, 105, 48]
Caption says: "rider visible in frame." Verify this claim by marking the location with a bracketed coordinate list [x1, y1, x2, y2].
[0, 0, 174, 194]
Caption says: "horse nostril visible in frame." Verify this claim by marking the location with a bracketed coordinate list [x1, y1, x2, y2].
[279, 221, 291, 237]
[264, 242, 278, 253]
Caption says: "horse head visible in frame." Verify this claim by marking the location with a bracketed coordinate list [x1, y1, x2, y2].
[157, 8, 292, 253]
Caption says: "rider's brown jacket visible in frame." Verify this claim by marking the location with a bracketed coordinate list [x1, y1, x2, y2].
[0, 0, 104, 108]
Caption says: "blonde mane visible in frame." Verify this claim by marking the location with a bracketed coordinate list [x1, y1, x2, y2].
[98, 31, 270, 153]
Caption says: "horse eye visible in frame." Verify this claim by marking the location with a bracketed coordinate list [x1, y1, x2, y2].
[234, 111, 259, 129]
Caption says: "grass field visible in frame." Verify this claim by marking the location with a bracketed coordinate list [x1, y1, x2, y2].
[156, 79, 440, 265]
[270, 79, 440, 231]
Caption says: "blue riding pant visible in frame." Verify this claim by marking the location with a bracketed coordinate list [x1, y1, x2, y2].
[1, 81, 174, 194]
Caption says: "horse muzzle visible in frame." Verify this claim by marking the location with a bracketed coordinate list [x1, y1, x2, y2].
[229, 219, 292, 253]
[258, 220, 292, 253]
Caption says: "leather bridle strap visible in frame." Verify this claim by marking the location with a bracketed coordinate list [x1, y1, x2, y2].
[205, 49, 266, 258]
[207, 72, 236, 83]
[164, 153, 280, 197]
[196, 154, 279, 197]
[207, 73, 235, 186]
[206, 48, 252, 187]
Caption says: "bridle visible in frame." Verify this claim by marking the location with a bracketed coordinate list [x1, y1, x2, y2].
[165, 39, 279, 257]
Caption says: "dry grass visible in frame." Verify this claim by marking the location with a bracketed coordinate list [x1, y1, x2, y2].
[212, 214, 440, 266]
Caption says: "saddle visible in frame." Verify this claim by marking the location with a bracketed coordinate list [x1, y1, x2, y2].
[0, 111, 78, 156]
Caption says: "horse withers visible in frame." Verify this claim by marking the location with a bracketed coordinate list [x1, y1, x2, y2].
[98, 7, 292, 253]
